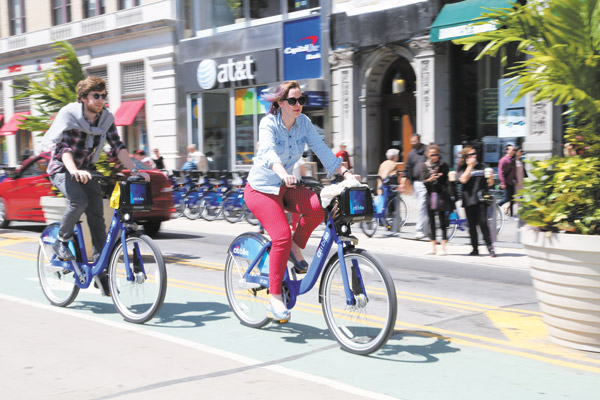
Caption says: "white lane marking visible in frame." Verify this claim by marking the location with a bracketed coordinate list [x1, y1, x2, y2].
[0, 293, 402, 400]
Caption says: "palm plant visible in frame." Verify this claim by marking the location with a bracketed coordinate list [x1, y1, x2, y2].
[455, 0, 600, 234]
[12, 41, 84, 133]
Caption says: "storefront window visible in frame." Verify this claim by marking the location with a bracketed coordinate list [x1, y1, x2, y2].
[234, 88, 256, 166]
[250, 0, 280, 20]
[288, 0, 319, 12]
[214, 0, 245, 28]
[203, 92, 230, 170]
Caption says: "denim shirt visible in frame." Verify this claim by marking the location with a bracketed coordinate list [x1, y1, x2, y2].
[248, 112, 342, 194]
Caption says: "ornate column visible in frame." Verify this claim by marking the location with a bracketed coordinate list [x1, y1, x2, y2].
[409, 36, 451, 153]
[329, 48, 355, 157]
[525, 98, 562, 160]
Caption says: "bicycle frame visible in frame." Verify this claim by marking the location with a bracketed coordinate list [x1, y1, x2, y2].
[41, 209, 143, 289]
[238, 213, 359, 310]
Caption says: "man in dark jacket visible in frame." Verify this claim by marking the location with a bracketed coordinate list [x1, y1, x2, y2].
[400, 134, 428, 239]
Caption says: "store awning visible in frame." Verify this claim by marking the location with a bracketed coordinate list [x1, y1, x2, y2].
[0, 112, 31, 135]
[430, 0, 513, 42]
[114, 100, 145, 126]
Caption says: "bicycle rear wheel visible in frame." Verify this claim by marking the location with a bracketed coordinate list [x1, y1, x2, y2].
[224, 232, 270, 328]
[37, 224, 80, 307]
[201, 193, 223, 221]
[492, 203, 505, 235]
[243, 204, 259, 225]
[397, 196, 409, 228]
[321, 248, 397, 355]
[108, 233, 167, 324]
[360, 218, 378, 237]
[223, 192, 245, 223]
[183, 194, 203, 220]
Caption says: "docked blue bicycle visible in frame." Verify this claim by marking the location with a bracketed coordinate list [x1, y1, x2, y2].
[224, 179, 397, 354]
[37, 175, 167, 324]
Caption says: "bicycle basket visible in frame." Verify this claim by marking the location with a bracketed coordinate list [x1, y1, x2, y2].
[337, 186, 373, 223]
[112, 180, 153, 211]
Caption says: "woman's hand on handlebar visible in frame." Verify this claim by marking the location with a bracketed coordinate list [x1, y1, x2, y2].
[281, 174, 298, 188]
[345, 172, 361, 181]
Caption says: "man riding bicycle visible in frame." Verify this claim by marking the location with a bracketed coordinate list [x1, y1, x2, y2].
[43, 76, 149, 262]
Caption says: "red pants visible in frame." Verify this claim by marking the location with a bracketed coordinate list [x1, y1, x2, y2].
[244, 184, 324, 295]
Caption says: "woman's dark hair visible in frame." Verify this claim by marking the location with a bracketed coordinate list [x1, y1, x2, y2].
[262, 81, 301, 115]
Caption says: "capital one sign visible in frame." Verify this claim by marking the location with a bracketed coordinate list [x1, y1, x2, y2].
[197, 55, 255, 90]
[284, 16, 322, 80]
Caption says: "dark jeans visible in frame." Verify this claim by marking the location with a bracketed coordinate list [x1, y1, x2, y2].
[427, 209, 448, 241]
[464, 203, 492, 251]
[498, 184, 515, 216]
[50, 171, 106, 254]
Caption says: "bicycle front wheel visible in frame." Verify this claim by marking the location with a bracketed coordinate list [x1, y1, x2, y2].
[243, 204, 259, 225]
[201, 194, 223, 221]
[183, 195, 203, 220]
[397, 196, 409, 228]
[360, 218, 378, 237]
[37, 225, 79, 307]
[492, 203, 505, 235]
[223, 192, 245, 223]
[109, 233, 167, 324]
[224, 232, 270, 328]
[321, 249, 397, 355]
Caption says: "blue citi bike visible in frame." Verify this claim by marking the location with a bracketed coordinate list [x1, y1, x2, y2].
[224, 179, 397, 354]
[37, 175, 167, 324]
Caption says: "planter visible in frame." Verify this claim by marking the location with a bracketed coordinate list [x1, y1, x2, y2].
[41, 196, 113, 257]
[520, 226, 600, 352]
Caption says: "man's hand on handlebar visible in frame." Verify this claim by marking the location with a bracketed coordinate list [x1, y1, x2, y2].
[71, 169, 92, 184]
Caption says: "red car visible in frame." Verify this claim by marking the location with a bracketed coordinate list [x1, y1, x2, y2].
[0, 152, 172, 235]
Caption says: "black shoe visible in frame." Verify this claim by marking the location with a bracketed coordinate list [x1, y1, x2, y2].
[469, 249, 479, 256]
[94, 272, 111, 296]
[488, 247, 497, 258]
[52, 240, 74, 261]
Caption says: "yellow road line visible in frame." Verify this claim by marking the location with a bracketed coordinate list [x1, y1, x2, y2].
[1, 246, 599, 372]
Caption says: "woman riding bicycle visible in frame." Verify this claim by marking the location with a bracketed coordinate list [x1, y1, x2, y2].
[244, 80, 357, 322]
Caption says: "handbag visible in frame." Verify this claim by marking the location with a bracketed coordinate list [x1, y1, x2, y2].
[477, 189, 493, 205]
[430, 192, 440, 210]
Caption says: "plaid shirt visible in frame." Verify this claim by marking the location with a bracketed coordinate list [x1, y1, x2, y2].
[48, 122, 126, 176]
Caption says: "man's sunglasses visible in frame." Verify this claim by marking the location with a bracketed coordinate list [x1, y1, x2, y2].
[90, 93, 108, 100]
[282, 96, 307, 106]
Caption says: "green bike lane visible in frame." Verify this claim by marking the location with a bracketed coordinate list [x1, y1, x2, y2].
[1, 243, 599, 400]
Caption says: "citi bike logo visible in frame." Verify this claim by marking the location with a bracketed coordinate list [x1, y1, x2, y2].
[352, 204, 365, 213]
[284, 35, 321, 61]
[196, 56, 255, 90]
[316, 230, 329, 258]
[233, 246, 249, 257]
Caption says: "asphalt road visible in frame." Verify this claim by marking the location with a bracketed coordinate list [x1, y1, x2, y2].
[0, 220, 599, 399]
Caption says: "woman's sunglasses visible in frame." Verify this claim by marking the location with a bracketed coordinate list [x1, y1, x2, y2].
[90, 93, 108, 100]
[282, 96, 307, 106]
[467, 153, 477, 157]
[429, 153, 440, 157]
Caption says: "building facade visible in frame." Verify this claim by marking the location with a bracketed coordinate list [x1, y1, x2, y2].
[0, 0, 179, 168]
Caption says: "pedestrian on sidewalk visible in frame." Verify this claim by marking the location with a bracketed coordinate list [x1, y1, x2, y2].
[457, 146, 496, 257]
[418, 144, 452, 256]
[497, 144, 517, 217]
[152, 148, 165, 170]
[513, 146, 527, 217]
[377, 148, 400, 195]
[400, 133, 428, 239]
[335, 142, 352, 170]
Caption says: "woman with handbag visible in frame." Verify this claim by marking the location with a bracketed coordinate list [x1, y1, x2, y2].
[457, 146, 496, 257]
[418, 144, 452, 255]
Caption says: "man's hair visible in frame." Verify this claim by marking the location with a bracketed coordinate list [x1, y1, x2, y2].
[76, 76, 107, 102]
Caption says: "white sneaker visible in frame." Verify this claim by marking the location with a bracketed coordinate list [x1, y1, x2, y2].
[438, 250, 447, 256]
[425, 250, 436, 255]
[414, 232, 426, 240]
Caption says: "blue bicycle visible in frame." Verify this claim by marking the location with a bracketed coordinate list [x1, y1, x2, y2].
[224, 179, 397, 355]
[360, 176, 409, 237]
[37, 175, 167, 324]
[200, 171, 231, 221]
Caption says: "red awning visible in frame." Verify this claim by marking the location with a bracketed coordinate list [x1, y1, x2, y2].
[0, 112, 31, 135]
[114, 100, 145, 126]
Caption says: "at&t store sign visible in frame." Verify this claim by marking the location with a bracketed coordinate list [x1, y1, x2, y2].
[284, 16, 322, 80]
[188, 50, 278, 91]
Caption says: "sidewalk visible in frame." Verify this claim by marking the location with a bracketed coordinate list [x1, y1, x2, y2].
[161, 195, 529, 271]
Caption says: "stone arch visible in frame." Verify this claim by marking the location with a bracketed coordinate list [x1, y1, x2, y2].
[357, 45, 417, 174]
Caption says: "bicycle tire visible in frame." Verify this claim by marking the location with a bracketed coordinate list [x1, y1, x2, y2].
[397, 196, 409, 228]
[37, 223, 80, 307]
[493, 203, 505, 235]
[424, 210, 457, 242]
[201, 193, 223, 221]
[183, 195, 203, 220]
[224, 232, 271, 328]
[446, 210, 459, 241]
[109, 233, 167, 324]
[320, 248, 397, 355]
[243, 204, 259, 225]
[223, 192, 245, 223]
[172, 197, 185, 218]
[360, 218, 378, 237]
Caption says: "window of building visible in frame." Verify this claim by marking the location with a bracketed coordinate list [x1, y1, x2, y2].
[119, 0, 140, 9]
[0, 82, 4, 111]
[203, 92, 230, 170]
[234, 88, 257, 166]
[9, 0, 27, 35]
[250, 0, 280, 21]
[84, 0, 105, 17]
[13, 80, 30, 110]
[52, 0, 72, 26]
[122, 61, 145, 95]
[288, 0, 319, 13]
[213, 0, 245, 29]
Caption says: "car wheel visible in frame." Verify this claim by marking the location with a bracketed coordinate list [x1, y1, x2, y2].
[142, 221, 161, 237]
[0, 198, 9, 229]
